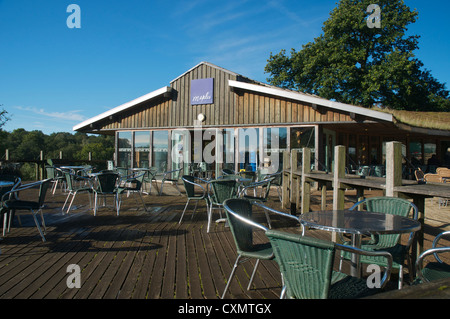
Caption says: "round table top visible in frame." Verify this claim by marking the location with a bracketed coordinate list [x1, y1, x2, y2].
[300, 210, 421, 236]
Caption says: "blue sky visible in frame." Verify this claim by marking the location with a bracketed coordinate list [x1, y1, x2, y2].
[1, 0, 449, 134]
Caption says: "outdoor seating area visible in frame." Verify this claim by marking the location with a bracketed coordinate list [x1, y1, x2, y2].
[0, 159, 449, 299]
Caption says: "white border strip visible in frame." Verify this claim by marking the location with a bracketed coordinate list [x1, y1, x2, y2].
[228, 80, 393, 122]
[73, 86, 171, 131]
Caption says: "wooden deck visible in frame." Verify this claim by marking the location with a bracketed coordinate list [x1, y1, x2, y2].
[0, 183, 449, 300]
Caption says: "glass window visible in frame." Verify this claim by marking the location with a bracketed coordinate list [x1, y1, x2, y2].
[118, 131, 132, 168]
[348, 134, 357, 169]
[152, 130, 168, 172]
[134, 131, 151, 168]
[424, 142, 437, 171]
[290, 127, 314, 150]
[238, 128, 259, 172]
[263, 127, 287, 173]
[220, 129, 235, 172]
[409, 141, 422, 166]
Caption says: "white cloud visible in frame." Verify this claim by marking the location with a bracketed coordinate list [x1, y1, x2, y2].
[14, 106, 87, 122]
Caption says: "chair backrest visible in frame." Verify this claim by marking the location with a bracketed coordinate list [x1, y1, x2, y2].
[224, 199, 265, 254]
[266, 229, 335, 299]
[222, 168, 235, 175]
[357, 166, 372, 177]
[0, 175, 21, 200]
[45, 166, 55, 179]
[437, 167, 450, 178]
[351, 196, 418, 248]
[64, 172, 74, 191]
[424, 173, 443, 183]
[38, 179, 52, 207]
[414, 168, 425, 181]
[96, 172, 119, 193]
[126, 171, 145, 191]
[259, 178, 273, 200]
[209, 179, 237, 205]
[239, 171, 256, 181]
[182, 175, 196, 197]
[115, 167, 128, 177]
[267, 172, 282, 186]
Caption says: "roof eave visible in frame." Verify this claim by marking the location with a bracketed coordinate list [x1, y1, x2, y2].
[73, 86, 172, 132]
[228, 80, 393, 123]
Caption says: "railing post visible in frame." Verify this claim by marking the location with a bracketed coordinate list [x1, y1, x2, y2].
[332, 145, 346, 242]
[301, 147, 311, 214]
[281, 150, 291, 209]
[385, 141, 402, 197]
[333, 145, 346, 211]
[290, 149, 300, 213]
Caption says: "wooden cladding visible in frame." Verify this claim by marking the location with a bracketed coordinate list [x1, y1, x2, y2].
[97, 63, 352, 132]
[235, 91, 352, 125]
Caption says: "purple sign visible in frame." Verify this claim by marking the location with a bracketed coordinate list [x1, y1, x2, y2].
[191, 78, 214, 105]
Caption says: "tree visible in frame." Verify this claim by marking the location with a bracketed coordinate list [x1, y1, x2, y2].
[0, 105, 10, 128]
[265, 0, 450, 112]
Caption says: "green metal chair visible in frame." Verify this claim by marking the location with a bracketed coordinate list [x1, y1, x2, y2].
[45, 165, 65, 194]
[221, 198, 301, 299]
[116, 171, 148, 212]
[159, 167, 183, 195]
[62, 171, 93, 214]
[239, 177, 274, 228]
[0, 175, 21, 236]
[208, 179, 238, 233]
[221, 198, 274, 299]
[1, 179, 52, 242]
[92, 172, 121, 216]
[142, 167, 159, 194]
[179, 175, 210, 226]
[416, 231, 450, 283]
[339, 196, 419, 289]
[266, 229, 392, 299]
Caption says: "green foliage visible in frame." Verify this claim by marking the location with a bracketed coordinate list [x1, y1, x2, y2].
[0, 129, 114, 162]
[265, 0, 450, 112]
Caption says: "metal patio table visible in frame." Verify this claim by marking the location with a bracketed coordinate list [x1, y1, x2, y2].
[300, 210, 421, 277]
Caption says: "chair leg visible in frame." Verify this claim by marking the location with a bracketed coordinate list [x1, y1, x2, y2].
[174, 182, 182, 195]
[137, 192, 147, 212]
[191, 200, 199, 219]
[3, 212, 9, 236]
[159, 181, 165, 195]
[280, 286, 287, 299]
[263, 209, 272, 229]
[62, 191, 72, 213]
[116, 194, 121, 216]
[31, 209, 46, 242]
[221, 255, 242, 299]
[207, 204, 212, 233]
[398, 264, 404, 289]
[94, 193, 98, 216]
[67, 191, 77, 214]
[179, 199, 190, 224]
[247, 259, 260, 290]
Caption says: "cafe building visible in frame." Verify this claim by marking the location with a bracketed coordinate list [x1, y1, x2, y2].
[73, 62, 450, 176]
